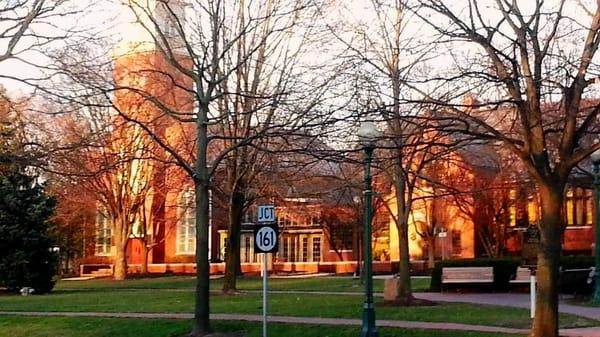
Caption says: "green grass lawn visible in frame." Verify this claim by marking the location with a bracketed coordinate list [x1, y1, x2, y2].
[566, 298, 600, 307]
[0, 289, 595, 329]
[55, 275, 432, 293]
[0, 316, 522, 337]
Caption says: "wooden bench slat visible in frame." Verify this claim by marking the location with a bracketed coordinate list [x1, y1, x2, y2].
[442, 267, 494, 284]
[510, 267, 531, 284]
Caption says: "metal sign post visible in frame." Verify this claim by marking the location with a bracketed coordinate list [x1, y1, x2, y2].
[522, 224, 540, 319]
[262, 254, 267, 337]
[530, 270, 536, 319]
[255, 205, 278, 337]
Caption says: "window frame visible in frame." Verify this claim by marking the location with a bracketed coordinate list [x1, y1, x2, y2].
[95, 209, 112, 256]
[176, 189, 196, 255]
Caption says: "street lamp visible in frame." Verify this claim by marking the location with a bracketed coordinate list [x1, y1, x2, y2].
[590, 148, 600, 304]
[357, 122, 381, 337]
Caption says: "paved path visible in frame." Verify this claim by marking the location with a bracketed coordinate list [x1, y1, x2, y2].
[413, 292, 600, 321]
[1, 310, 599, 336]
[242, 290, 600, 321]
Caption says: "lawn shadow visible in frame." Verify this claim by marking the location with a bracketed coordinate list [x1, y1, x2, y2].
[380, 298, 437, 307]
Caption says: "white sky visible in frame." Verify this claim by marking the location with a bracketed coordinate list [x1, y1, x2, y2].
[1, 0, 598, 102]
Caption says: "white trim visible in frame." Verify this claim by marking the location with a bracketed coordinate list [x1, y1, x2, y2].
[564, 225, 593, 229]
[175, 252, 196, 256]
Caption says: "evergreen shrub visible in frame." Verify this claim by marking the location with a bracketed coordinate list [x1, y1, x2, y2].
[0, 173, 58, 294]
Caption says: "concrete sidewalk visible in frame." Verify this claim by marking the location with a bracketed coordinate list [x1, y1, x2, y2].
[1, 310, 598, 336]
[413, 292, 600, 321]
[245, 289, 600, 321]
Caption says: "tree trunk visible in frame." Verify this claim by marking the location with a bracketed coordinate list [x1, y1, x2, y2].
[140, 243, 149, 275]
[396, 219, 413, 300]
[192, 102, 211, 336]
[531, 183, 563, 337]
[393, 156, 413, 302]
[114, 240, 128, 281]
[223, 189, 244, 293]
[427, 237, 435, 269]
[192, 179, 211, 336]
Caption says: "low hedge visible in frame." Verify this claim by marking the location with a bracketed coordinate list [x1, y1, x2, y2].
[430, 258, 520, 292]
[560, 255, 594, 269]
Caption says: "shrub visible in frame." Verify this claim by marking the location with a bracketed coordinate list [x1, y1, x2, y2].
[560, 255, 594, 269]
[0, 173, 58, 294]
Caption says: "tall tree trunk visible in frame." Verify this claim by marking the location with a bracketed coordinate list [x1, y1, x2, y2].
[140, 243, 149, 275]
[112, 215, 130, 281]
[396, 219, 412, 299]
[223, 188, 245, 293]
[353, 220, 361, 277]
[192, 102, 211, 336]
[427, 237, 435, 269]
[393, 156, 413, 302]
[114, 238, 128, 281]
[531, 183, 563, 337]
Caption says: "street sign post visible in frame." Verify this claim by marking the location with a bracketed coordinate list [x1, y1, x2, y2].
[522, 223, 540, 319]
[255, 205, 278, 337]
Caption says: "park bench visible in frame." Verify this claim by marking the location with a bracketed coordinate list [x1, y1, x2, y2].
[559, 267, 595, 294]
[441, 266, 494, 290]
[587, 267, 595, 285]
[510, 267, 531, 285]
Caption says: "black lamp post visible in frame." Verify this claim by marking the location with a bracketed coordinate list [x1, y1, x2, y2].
[590, 149, 600, 304]
[357, 122, 381, 337]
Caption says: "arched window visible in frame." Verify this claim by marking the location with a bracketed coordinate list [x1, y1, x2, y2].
[177, 189, 196, 254]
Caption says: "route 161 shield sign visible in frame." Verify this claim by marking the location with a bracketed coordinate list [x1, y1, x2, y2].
[254, 224, 278, 253]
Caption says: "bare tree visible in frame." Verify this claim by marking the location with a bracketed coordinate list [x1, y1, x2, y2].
[46, 0, 335, 334]
[38, 103, 155, 280]
[326, 0, 447, 303]
[212, 0, 328, 293]
[412, 1, 600, 335]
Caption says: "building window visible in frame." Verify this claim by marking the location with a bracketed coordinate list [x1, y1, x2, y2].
[565, 187, 593, 226]
[282, 235, 289, 260]
[177, 189, 196, 254]
[566, 189, 574, 226]
[451, 230, 462, 256]
[302, 237, 308, 262]
[509, 189, 517, 227]
[312, 237, 321, 262]
[586, 190, 593, 225]
[243, 236, 251, 263]
[289, 237, 296, 262]
[527, 195, 539, 224]
[329, 225, 353, 251]
[95, 209, 111, 256]
[509, 188, 528, 227]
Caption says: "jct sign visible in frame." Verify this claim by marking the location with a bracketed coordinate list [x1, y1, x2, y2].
[257, 205, 276, 223]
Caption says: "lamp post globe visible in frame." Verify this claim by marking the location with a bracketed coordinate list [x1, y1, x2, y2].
[358, 122, 380, 337]
[592, 148, 600, 304]
[357, 122, 381, 149]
